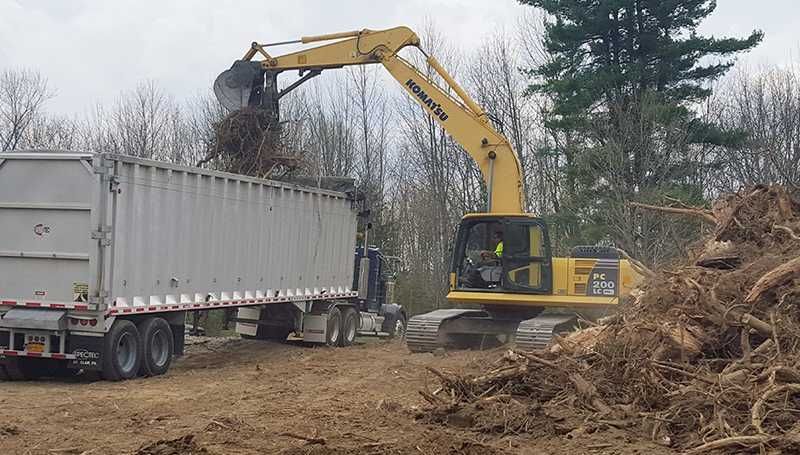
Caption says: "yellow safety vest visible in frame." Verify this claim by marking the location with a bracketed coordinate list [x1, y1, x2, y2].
[495, 241, 503, 258]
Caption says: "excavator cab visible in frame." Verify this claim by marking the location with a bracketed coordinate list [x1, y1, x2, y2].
[452, 215, 552, 295]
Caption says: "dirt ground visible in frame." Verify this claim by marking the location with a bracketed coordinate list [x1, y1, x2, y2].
[1, 338, 668, 455]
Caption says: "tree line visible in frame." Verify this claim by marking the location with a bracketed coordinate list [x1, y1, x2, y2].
[2, 2, 796, 314]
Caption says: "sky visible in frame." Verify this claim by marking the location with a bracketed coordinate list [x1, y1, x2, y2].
[0, 0, 795, 116]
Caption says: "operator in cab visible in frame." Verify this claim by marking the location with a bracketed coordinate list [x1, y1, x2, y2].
[471, 230, 503, 288]
[481, 230, 504, 261]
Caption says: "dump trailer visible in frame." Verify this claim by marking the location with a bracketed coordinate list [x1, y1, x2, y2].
[0, 151, 405, 381]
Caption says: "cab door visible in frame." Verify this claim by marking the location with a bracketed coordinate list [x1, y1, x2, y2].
[501, 219, 553, 294]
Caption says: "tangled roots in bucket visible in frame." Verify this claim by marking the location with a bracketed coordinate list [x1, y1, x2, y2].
[201, 107, 301, 178]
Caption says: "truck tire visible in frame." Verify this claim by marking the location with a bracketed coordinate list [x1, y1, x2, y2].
[138, 317, 174, 377]
[326, 307, 343, 347]
[102, 320, 142, 381]
[340, 308, 358, 347]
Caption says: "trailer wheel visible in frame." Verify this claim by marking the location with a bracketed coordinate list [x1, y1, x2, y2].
[102, 320, 142, 381]
[0, 364, 9, 380]
[138, 317, 174, 377]
[340, 308, 358, 347]
[326, 307, 343, 347]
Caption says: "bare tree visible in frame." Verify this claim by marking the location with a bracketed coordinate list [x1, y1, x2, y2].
[21, 114, 80, 150]
[713, 65, 800, 189]
[346, 65, 394, 246]
[0, 69, 53, 151]
[300, 77, 358, 177]
[184, 91, 227, 167]
[84, 81, 207, 167]
[110, 81, 174, 159]
[468, 29, 555, 213]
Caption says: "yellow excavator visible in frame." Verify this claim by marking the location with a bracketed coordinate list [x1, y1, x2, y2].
[214, 26, 640, 352]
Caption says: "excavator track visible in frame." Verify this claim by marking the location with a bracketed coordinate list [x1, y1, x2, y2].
[514, 314, 577, 351]
[406, 309, 487, 353]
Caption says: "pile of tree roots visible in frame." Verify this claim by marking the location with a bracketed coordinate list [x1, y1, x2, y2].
[420, 186, 800, 453]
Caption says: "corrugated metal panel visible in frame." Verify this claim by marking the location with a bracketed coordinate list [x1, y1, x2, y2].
[107, 154, 357, 311]
[0, 152, 358, 314]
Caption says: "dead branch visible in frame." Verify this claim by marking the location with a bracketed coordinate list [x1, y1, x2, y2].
[685, 435, 774, 454]
[279, 432, 327, 445]
[629, 201, 717, 225]
[686, 278, 773, 337]
[472, 364, 530, 387]
[745, 256, 800, 305]
[751, 384, 800, 433]
[615, 247, 656, 279]
[424, 366, 452, 383]
[776, 188, 795, 220]
[570, 372, 612, 414]
[515, 351, 562, 370]
[773, 224, 800, 241]
[756, 366, 800, 383]
[419, 390, 446, 405]
[651, 361, 714, 385]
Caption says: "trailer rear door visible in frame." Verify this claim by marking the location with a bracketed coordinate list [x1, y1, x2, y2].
[0, 153, 94, 304]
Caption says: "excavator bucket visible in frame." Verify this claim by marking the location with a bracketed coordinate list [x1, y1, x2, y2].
[213, 60, 266, 112]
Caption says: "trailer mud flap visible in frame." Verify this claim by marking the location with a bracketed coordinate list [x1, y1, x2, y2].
[67, 335, 104, 371]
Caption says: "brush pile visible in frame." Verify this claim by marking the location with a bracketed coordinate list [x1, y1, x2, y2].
[420, 186, 800, 453]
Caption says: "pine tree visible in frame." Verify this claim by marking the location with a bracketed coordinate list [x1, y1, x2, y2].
[520, 0, 762, 263]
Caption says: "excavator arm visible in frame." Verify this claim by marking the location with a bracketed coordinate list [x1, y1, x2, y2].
[214, 26, 525, 213]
